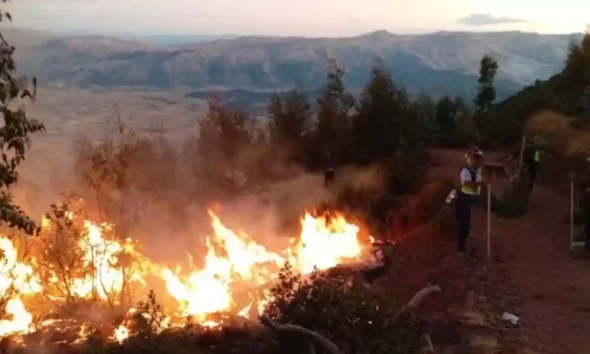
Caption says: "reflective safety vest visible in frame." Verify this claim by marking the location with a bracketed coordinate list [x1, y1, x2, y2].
[460, 166, 479, 195]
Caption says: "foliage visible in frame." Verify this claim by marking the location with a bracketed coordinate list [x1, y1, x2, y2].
[353, 60, 414, 162]
[0, 3, 45, 235]
[74, 117, 178, 232]
[474, 55, 499, 113]
[435, 95, 458, 140]
[264, 263, 421, 354]
[476, 34, 590, 146]
[409, 93, 438, 145]
[434, 95, 478, 147]
[267, 88, 313, 160]
[561, 34, 590, 117]
[315, 59, 356, 166]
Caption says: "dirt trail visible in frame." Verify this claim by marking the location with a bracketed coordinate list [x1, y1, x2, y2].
[431, 149, 590, 354]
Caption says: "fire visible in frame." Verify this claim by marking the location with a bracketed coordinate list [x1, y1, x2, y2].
[290, 213, 362, 274]
[0, 205, 368, 344]
[0, 298, 34, 337]
[113, 324, 130, 343]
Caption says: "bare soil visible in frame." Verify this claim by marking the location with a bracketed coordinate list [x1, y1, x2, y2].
[423, 149, 590, 354]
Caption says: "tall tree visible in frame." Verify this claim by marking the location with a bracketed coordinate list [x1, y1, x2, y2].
[267, 88, 312, 154]
[316, 59, 355, 165]
[474, 55, 499, 113]
[195, 98, 254, 188]
[354, 60, 412, 161]
[561, 33, 590, 116]
[410, 93, 438, 145]
[0, 3, 45, 234]
[582, 85, 590, 123]
[435, 95, 458, 138]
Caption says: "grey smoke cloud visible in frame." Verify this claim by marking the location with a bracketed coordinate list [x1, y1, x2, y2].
[458, 13, 528, 26]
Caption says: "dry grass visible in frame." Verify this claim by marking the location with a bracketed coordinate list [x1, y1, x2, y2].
[526, 110, 590, 158]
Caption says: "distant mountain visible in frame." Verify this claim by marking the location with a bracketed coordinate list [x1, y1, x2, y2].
[140, 35, 238, 46]
[3, 28, 584, 99]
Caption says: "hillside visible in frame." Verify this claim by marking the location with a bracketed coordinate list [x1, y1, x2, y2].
[4, 28, 583, 98]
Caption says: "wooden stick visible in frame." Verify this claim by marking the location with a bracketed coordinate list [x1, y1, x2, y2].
[571, 175, 575, 252]
[516, 135, 526, 180]
[260, 316, 341, 354]
[487, 183, 492, 262]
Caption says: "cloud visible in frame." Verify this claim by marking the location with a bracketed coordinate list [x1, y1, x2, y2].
[457, 13, 528, 26]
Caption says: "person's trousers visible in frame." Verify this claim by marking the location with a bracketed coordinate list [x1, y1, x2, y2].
[528, 163, 538, 191]
[585, 217, 590, 251]
[456, 193, 474, 252]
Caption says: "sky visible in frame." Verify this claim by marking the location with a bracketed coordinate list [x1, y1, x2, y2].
[4, 0, 590, 37]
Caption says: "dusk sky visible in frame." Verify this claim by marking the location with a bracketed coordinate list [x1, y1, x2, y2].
[5, 0, 590, 37]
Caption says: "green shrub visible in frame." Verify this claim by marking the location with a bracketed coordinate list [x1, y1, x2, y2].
[264, 263, 421, 354]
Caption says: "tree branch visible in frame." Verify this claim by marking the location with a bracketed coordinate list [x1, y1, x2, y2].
[260, 315, 342, 354]
[394, 284, 441, 320]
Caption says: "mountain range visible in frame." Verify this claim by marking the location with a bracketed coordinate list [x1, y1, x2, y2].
[3, 28, 584, 101]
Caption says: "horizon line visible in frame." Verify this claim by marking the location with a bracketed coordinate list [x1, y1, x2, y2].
[0, 25, 585, 41]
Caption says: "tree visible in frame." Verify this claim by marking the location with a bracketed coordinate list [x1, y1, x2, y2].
[453, 97, 479, 145]
[582, 85, 590, 123]
[0, 3, 45, 235]
[474, 55, 499, 113]
[267, 88, 313, 157]
[561, 33, 590, 116]
[435, 95, 457, 140]
[193, 98, 255, 196]
[353, 60, 414, 161]
[410, 93, 437, 142]
[316, 60, 355, 166]
[353, 61, 397, 161]
[197, 98, 254, 165]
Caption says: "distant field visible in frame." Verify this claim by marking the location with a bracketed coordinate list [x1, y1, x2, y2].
[14, 86, 208, 216]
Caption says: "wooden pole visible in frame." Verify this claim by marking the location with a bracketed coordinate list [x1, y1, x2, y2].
[487, 182, 492, 262]
[570, 175, 575, 252]
[516, 135, 527, 180]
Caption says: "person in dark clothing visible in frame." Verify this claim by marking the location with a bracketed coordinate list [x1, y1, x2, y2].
[324, 168, 335, 187]
[523, 146, 540, 191]
[579, 180, 590, 252]
[456, 151, 485, 254]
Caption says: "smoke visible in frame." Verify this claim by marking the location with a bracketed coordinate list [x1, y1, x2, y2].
[11, 101, 387, 272]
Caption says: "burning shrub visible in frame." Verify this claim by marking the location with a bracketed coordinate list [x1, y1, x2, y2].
[264, 263, 421, 354]
[105, 291, 276, 354]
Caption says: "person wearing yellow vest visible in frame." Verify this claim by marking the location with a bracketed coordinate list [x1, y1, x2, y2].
[524, 144, 540, 191]
[456, 150, 485, 254]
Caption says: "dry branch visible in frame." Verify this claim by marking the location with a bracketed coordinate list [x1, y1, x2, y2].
[260, 284, 441, 354]
[260, 315, 342, 354]
[394, 285, 441, 320]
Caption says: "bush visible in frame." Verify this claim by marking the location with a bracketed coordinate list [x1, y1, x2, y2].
[494, 177, 530, 218]
[264, 263, 421, 354]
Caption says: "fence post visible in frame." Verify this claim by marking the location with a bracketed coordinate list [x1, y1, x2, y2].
[487, 182, 492, 262]
[570, 172, 575, 252]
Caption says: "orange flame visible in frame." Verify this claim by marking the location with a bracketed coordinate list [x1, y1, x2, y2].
[0, 207, 369, 340]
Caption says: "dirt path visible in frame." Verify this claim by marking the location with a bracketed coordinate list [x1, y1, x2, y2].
[431, 149, 590, 354]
